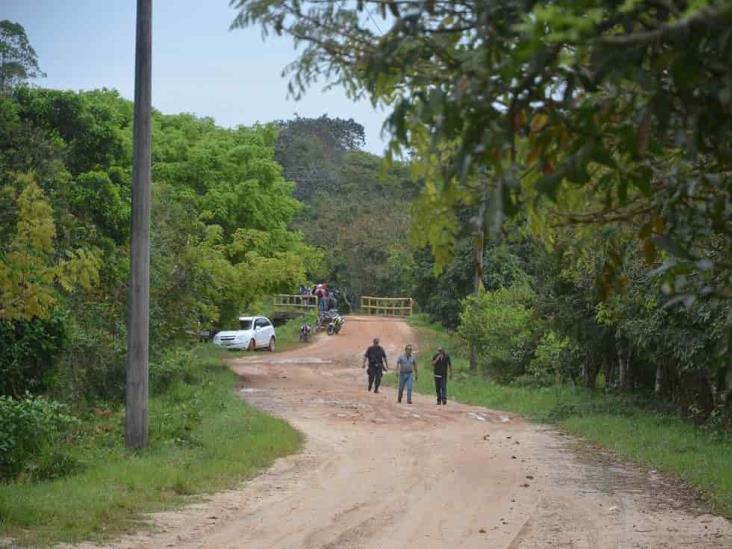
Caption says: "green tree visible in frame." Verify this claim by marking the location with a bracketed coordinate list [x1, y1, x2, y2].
[0, 174, 100, 322]
[0, 20, 44, 95]
[274, 115, 365, 199]
[232, 0, 732, 307]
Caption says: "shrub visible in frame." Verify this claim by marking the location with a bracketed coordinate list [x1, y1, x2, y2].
[0, 313, 67, 397]
[522, 331, 569, 386]
[48, 305, 127, 406]
[150, 347, 197, 394]
[458, 285, 540, 382]
[0, 394, 79, 480]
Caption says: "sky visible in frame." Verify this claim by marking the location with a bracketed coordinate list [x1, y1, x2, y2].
[1, 0, 389, 154]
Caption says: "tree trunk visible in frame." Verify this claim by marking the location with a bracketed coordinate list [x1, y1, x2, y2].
[617, 338, 632, 391]
[583, 361, 600, 389]
[518, 329, 545, 376]
[469, 176, 489, 372]
[126, 0, 153, 451]
[654, 363, 664, 397]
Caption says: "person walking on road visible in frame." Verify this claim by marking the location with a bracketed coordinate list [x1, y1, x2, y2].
[362, 337, 388, 393]
[396, 344, 418, 404]
[432, 346, 452, 405]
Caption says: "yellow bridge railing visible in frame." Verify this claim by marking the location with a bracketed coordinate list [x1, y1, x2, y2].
[273, 294, 319, 312]
[360, 296, 413, 317]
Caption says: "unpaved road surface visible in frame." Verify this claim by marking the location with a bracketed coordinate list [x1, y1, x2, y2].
[93, 316, 731, 548]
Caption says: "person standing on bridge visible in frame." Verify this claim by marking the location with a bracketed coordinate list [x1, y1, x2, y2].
[431, 346, 452, 405]
[362, 337, 388, 393]
[396, 344, 418, 404]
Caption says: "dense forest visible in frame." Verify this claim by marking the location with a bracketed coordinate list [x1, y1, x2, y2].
[0, 19, 324, 478]
[274, 115, 418, 306]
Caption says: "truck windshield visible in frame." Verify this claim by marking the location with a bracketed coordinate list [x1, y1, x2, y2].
[239, 320, 253, 330]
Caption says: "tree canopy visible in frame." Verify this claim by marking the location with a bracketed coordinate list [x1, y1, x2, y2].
[0, 20, 44, 94]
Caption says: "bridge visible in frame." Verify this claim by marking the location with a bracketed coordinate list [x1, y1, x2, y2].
[272, 294, 413, 318]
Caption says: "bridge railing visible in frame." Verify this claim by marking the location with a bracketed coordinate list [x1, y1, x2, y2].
[273, 294, 319, 312]
[360, 296, 413, 317]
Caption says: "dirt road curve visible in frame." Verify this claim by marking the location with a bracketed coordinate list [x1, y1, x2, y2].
[96, 316, 731, 548]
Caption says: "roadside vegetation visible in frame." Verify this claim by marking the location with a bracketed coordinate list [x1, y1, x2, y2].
[0, 346, 301, 546]
[0, 23, 311, 545]
[384, 315, 732, 517]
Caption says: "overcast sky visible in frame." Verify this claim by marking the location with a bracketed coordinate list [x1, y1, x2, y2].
[2, 0, 389, 154]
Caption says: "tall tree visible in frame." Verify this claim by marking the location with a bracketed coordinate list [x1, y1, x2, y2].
[0, 20, 44, 95]
[274, 115, 365, 199]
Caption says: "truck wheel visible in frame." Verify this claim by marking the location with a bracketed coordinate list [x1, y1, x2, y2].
[248, 339, 256, 351]
[268, 337, 276, 352]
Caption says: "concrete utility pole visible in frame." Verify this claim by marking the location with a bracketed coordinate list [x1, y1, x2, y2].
[126, 0, 152, 450]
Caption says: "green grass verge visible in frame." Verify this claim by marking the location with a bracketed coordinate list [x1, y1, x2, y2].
[0, 346, 302, 546]
[272, 311, 318, 352]
[383, 314, 732, 517]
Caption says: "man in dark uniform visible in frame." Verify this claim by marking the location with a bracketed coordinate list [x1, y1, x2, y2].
[432, 346, 452, 405]
[362, 337, 388, 393]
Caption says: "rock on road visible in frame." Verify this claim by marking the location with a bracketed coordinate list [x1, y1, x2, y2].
[92, 316, 731, 549]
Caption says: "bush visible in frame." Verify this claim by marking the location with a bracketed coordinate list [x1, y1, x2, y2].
[520, 331, 569, 386]
[150, 347, 198, 394]
[458, 285, 540, 382]
[0, 394, 79, 480]
[48, 305, 127, 406]
[0, 313, 67, 397]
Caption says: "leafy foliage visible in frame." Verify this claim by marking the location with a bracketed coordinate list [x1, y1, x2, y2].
[459, 285, 540, 382]
[0, 85, 317, 404]
[233, 0, 732, 422]
[276, 116, 417, 306]
[0, 394, 78, 481]
[0, 20, 44, 95]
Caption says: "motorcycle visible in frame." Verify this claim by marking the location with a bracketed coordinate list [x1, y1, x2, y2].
[315, 308, 341, 334]
[299, 322, 312, 343]
[326, 312, 344, 336]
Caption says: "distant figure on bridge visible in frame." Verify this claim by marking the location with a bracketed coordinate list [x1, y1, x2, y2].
[396, 345, 418, 404]
[362, 337, 388, 393]
[315, 283, 328, 312]
[431, 346, 452, 405]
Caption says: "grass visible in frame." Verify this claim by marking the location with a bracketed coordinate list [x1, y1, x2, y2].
[383, 314, 732, 517]
[0, 346, 302, 546]
[272, 311, 318, 352]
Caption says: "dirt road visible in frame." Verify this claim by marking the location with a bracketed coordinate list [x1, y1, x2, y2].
[100, 316, 731, 548]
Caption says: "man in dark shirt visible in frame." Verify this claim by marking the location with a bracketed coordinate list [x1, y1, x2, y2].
[362, 337, 388, 393]
[432, 346, 452, 405]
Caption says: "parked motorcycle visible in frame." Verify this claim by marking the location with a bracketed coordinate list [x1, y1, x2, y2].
[326, 312, 344, 336]
[299, 322, 312, 343]
[315, 308, 341, 334]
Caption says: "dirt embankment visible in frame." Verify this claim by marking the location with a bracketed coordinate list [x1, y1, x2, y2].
[87, 316, 732, 549]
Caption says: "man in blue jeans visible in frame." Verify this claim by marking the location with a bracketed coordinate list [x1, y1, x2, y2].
[396, 344, 418, 404]
[431, 346, 452, 405]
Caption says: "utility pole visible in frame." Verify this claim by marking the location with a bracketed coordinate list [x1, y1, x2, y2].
[126, 0, 152, 450]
